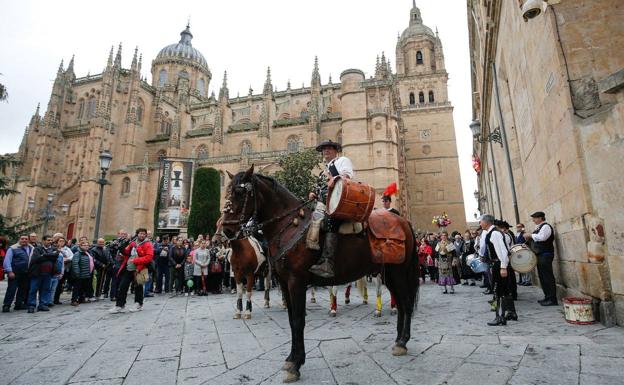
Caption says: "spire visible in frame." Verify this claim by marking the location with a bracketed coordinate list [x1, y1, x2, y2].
[263, 67, 273, 95]
[57, 59, 64, 76]
[67, 55, 75, 73]
[107, 45, 114, 67]
[131, 46, 138, 71]
[375, 55, 381, 77]
[328, 74, 332, 84]
[219, 71, 229, 100]
[179, 23, 193, 45]
[114, 42, 122, 68]
[311, 56, 321, 86]
[287, 79, 291, 91]
[138, 53, 142, 72]
[410, 0, 423, 25]
[35, 103, 40, 117]
[248, 86, 253, 96]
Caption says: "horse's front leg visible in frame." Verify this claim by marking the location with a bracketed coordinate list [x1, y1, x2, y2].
[243, 273, 254, 319]
[329, 286, 337, 317]
[263, 271, 270, 308]
[233, 277, 243, 319]
[374, 274, 383, 317]
[281, 280, 295, 371]
[283, 280, 307, 383]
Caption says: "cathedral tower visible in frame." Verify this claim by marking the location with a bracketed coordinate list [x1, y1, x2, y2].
[396, 1, 466, 231]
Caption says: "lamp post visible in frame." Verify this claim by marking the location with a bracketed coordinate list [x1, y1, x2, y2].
[471, 120, 503, 217]
[93, 150, 113, 240]
[42, 193, 55, 235]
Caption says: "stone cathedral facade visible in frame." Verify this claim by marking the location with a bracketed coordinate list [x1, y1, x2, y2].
[2, 3, 466, 237]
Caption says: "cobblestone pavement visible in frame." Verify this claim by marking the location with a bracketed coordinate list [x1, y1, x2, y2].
[0, 280, 623, 385]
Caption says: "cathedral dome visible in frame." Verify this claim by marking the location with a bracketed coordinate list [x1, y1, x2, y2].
[399, 2, 435, 43]
[155, 25, 208, 69]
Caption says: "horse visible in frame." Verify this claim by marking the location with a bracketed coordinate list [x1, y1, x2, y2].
[220, 166, 420, 383]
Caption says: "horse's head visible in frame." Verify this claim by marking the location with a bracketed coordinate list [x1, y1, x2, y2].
[221, 165, 257, 239]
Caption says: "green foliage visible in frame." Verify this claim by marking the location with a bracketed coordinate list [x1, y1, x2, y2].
[153, 176, 164, 234]
[0, 73, 7, 102]
[273, 148, 321, 201]
[187, 167, 221, 239]
[0, 155, 21, 198]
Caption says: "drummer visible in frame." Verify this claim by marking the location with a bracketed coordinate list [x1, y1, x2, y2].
[308, 139, 354, 278]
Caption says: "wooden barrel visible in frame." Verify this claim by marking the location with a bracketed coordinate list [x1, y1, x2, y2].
[562, 297, 595, 325]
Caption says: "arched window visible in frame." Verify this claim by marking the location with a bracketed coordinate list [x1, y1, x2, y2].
[157, 150, 167, 162]
[286, 136, 300, 153]
[416, 51, 423, 65]
[409, 92, 415, 105]
[77, 99, 85, 119]
[158, 69, 167, 87]
[87, 97, 97, 119]
[121, 177, 131, 195]
[428, 91, 435, 103]
[160, 119, 172, 135]
[240, 140, 252, 156]
[197, 79, 205, 95]
[197, 145, 208, 159]
[418, 92, 425, 104]
[136, 99, 144, 124]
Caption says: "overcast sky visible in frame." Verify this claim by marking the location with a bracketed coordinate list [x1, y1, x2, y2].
[0, 0, 478, 221]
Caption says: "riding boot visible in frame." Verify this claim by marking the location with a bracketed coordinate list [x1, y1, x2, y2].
[309, 233, 338, 278]
[504, 296, 518, 321]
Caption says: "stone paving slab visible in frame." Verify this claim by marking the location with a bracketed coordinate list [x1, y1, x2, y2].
[1, 280, 623, 385]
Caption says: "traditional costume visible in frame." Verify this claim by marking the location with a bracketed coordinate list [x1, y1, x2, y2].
[435, 238, 457, 293]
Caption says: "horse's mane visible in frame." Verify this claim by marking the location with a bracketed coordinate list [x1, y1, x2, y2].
[230, 172, 302, 203]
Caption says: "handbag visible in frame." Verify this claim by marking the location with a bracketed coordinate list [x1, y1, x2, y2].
[209, 259, 222, 274]
[135, 268, 149, 285]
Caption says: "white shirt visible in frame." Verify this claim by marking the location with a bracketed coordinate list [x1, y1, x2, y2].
[328, 156, 354, 179]
[484, 225, 510, 268]
[532, 222, 553, 242]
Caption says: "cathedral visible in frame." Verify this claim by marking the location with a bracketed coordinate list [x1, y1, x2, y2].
[2, 2, 466, 238]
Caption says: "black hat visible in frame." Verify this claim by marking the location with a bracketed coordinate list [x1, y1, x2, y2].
[502, 221, 512, 229]
[530, 211, 546, 219]
[315, 139, 342, 152]
[381, 195, 392, 202]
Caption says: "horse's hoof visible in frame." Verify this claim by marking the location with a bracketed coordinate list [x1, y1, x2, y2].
[329, 310, 336, 317]
[283, 369, 300, 383]
[233, 313, 241, 319]
[281, 361, 295, 371]
[310, 298, 316, 303]
[345, 298, 350, 304]
[374, 311, 381, 317]
[392, 345, 408, 356]
[243, 313, 251, 320]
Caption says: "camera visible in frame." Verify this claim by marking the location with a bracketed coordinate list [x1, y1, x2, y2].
[522, 0, 546, 21]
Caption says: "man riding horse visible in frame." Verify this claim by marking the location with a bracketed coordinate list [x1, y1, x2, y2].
[308, 139, 354, 279]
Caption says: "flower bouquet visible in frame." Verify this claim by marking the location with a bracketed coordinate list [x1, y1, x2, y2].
[432, 212, 452, 229]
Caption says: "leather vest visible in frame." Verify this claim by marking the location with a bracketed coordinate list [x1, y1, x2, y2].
[485, 228, 509, 262]
[532, 222, 555, 254]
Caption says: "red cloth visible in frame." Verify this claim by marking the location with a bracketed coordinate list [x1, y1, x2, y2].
[418, 243, 432, 265]
[117, 240, 154, 275]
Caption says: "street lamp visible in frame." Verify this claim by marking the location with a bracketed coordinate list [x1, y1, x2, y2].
[42, 193, 55, 235]
[470, 119, 502, 146]
[93, 150, 113, 240]
[61, 203, 69, 214]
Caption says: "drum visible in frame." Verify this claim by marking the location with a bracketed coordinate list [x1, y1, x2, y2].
[327, 176, 375, 222]
[469, 258, 489, 273]
[465, 253, 476, 266]
[509, 244, 537, 273]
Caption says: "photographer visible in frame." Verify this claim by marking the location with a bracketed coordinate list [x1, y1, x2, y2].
[109, 228, 153, 313]
[90, 238, 113, 300]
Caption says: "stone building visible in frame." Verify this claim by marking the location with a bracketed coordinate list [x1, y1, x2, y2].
[467, 0, 623, 325]
[1, 3, 465, 239]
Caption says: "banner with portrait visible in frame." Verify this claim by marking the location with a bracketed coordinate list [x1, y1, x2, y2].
[158, 159, 194, 230]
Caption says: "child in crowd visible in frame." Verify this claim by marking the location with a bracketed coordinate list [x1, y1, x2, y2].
[183, 254, 194, 296]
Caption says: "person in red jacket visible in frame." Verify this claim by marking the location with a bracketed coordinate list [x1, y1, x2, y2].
[109, 228, 153, 313]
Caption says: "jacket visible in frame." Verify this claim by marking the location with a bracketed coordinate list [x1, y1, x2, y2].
[118, 239, 153, 275]
[170, 246, 188, 267]
[71, 250, 93, 279]
[29, 245, 58, 277]
[89, 246, 112, 269]
[154, 243, 172, 265]
[3, 244, 33, 274]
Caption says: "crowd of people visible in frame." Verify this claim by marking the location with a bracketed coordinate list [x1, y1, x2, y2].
[1, 229, 236, 314]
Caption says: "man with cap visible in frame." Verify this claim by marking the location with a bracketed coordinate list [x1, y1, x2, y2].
[524, 211, 557, 306]
[308, 140, 354, 278]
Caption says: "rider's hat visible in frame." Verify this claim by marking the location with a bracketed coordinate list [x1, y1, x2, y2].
[315, 139, 342, 152]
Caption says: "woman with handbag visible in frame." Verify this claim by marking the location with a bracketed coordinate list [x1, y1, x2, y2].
[207, 246, 223, 294]
[109, 228, 153, 314]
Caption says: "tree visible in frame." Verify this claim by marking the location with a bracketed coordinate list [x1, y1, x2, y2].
[0, 73, 7, 102]
[187, 167, 221, 239]
[0, 155, 31, 243]
[273, 148, 321, 201]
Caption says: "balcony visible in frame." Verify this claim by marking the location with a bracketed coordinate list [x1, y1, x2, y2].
[401, 101, 452, 111]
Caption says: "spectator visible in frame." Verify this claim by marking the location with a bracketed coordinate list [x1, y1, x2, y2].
[46, 237, 66, 307]
[183, 254, 194, 296]
[154, 236, 172, 294]
[53, 236, 73, 305]
[459, 230, 477, 286]
[71, 239, 94, 306]
[206, 246, 223, 294]
[2, 235, 33, 312]
[194, 240, 210, 295]
[90, 238, 112, 300]
[170, 238, 188, 295]
[27, 235, 58, 313]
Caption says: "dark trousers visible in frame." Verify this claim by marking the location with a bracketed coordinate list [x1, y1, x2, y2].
[110, 270, 120, 299]
[28, 274, 51, 308]
[509, 266, 518, 299]
[174, 267, 185, 293]
[3, 272, 30, 308]
[71, 277, 92, 302]
[95, 267, 108, 297]
[54, 275, 66, 303]
[427, 266, 438, 282]
[116, 269, 143, 308]
[85, 274, 94, 298]
[537, 253, 557, 301]
[103, 265, 113, 297]
[492, 261, 513, 298]
[155, 262, 170, 293]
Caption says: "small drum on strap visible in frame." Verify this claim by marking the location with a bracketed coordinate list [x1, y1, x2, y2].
[509, 244, 537, 273]
[469, 258, 489, 273]
[327, 176, 375, 223]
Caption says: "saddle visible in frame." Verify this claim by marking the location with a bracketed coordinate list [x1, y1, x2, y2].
[367, 209, 407, 264]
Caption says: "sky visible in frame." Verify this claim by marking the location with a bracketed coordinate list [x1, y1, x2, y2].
[0, 0, 478, 221]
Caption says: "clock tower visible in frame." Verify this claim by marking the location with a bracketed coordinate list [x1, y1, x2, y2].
[396, 1, 466, 231]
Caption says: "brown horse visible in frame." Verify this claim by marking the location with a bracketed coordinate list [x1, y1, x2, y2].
[220, 166, 420, 383]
